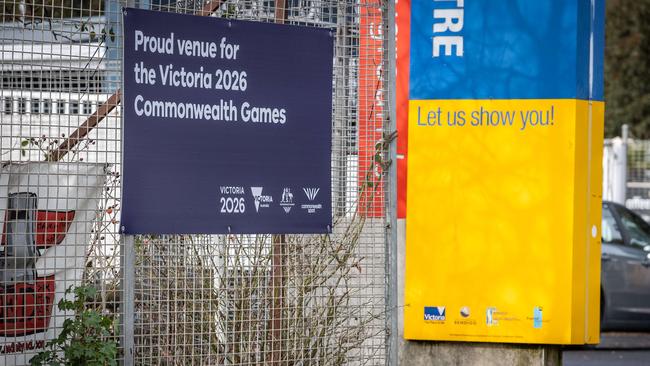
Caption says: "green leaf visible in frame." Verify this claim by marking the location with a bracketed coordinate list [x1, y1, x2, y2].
[31, 285, 118, 365]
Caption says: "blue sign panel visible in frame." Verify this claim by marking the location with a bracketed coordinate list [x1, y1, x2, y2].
[409, 0, 604, 101]
[121, 8, 333, 234]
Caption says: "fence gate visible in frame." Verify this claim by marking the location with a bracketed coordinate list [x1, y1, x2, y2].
[0, 1, 395, 365]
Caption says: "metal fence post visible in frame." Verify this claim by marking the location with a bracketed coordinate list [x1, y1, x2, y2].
[385, 0, 399, 365]
[120, 233, 135, 366]
[613, 124, 628, 204]
[270, 4, 287, 365]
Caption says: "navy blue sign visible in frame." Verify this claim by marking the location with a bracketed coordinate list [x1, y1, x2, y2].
[121, 8, 333, 234]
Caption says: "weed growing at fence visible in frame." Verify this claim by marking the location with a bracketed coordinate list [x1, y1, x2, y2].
[30, 285, 118, 366]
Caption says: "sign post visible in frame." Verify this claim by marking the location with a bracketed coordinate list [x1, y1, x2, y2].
[119, 233, 134, 366]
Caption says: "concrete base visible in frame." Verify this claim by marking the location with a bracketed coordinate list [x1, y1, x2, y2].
[400, 340, 561, 366]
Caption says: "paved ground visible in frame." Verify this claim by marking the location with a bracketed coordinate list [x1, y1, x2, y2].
[563, 350, 650, 366]
[563, 332, 650, 366]
[595, 332, 650, 349]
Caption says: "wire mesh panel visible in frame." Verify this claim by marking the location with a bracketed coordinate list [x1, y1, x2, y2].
[624, 138, 650, 220]
[1, 1, 122, 365]
[1, 0, 392, 365]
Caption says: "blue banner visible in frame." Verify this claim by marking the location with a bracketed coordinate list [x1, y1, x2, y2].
[410, 0, 604, 101]
[121, 8, 333, 234]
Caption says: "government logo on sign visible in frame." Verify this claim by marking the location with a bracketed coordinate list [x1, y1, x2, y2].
[251, 187, 273, 212]
[280, 188, 294, 213]
[424, 306, 446, 321]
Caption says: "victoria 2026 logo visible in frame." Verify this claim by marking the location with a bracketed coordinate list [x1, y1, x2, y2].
[0, 192, 75, 336]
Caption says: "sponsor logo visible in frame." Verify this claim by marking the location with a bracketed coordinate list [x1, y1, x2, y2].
[485, 307, 519, 327]
[460, 306, 470, 318]
[486, 307, 497, 326]
[280, 188, 295, 213]
[301, 187, 323, 214]
[453, 306, 476, 325]
[251, 187, 273, 213]
[424, 306, 446, 321]
[533, 306, 543, 329]
[304, 187, 320, 201]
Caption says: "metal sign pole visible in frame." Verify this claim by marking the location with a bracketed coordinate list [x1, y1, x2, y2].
[270, 3, 287, 365]
[386, 0, 399, 364]
[120, 232, 135, 366]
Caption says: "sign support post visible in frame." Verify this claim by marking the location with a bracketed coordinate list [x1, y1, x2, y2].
[120, 232, 135, 366]
[270, 3, 286, 365]
[386, 0, 399, 365]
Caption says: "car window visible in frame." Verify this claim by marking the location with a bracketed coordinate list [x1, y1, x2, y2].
[602, 206, 623, 244]
[616, 205, 650, 248]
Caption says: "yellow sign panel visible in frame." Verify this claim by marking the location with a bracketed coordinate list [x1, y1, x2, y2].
[405, 99, 603, 344]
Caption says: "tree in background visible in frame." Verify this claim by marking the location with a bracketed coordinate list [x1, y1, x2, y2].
[605, 0, 650, 137]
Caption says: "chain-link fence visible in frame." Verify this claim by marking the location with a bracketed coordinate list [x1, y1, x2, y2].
[1, 0, 394, 364]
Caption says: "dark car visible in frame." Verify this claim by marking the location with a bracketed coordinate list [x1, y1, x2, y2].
[601, 201, 650, 330]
